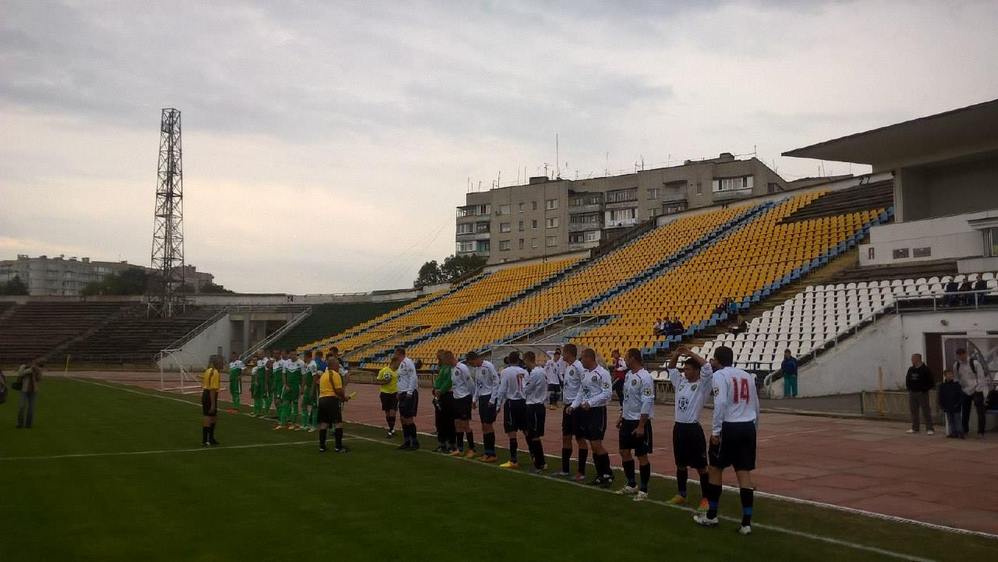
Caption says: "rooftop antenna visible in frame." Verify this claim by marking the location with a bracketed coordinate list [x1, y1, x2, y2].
[555, 133, 560, 179]
[605, 152, 609, 176]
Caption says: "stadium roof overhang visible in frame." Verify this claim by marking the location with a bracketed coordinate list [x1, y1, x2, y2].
[782, 98, 998, 169]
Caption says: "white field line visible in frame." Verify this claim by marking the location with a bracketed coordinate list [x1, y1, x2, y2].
[68, 377, 998, 545]
[0, 441, 313, 461]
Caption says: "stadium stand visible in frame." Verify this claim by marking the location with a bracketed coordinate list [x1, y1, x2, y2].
[0, 301, 132, 364]
[573, 189, 892, 360]
[377, 202, 762, 368]
[692, 272, 998, 374]
[332, 257, 581, 361]
[272, 299, 414, 351]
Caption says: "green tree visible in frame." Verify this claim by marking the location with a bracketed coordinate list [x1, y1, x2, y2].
[440, 254, 486, 282]
[199, 281, 234, 294]
[81, 268, 149, 296]
[413, 260, 444, 288]
[0, 275, 29, 295]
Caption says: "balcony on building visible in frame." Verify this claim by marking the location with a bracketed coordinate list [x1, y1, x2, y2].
[568, 192, 603, 214]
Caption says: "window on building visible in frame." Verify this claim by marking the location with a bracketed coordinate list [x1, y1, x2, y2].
[985, 227, 998, 257]
[607, 188, 638, 203]
[531, 219, 538, 229]
[647, 187, 660, 200]
[498, 204, 511, 215]
[531, 238, 538, 249]
[546, 236, 557, 247]
[531, 201, 538, 210]
[892, 248, 910, 260]
[584, 230, 600, 243]
[711, 176, 754, 193]
[457, 223, 474, 235]
[518, 239, 524, 250]
[545, 217, 559, 229]
[477, 240, 490, 253]
[518, 202, 525, 213]
[499, 240, 511, 251]
[518, 220, 524, 232]
[475, 221, 490, 233]
[913, 247, 932, 258]
[500, 222, 511, 233]
[457, 241, 475, 253]
[696, 182, 702, 195]
[607, 208, 637, 222]
[545, 198, 559, 210]
[570, 194, 602, 207]
[569, 212, 600, 225]
[648, 208, 660, 218]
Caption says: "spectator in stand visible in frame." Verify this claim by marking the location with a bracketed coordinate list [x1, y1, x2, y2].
[958, 279, 975, 306]
[937, 369, 964, 439]
[943, 279, 961, 307]
[610, 349, 627, 403]
[905, 353, 934, 435]
[781, 350, 799, 398]
[972, 278, 989, 305]
[653, 318, 662, 336]
[953, 348, 987, 438]
[15, 359, 44, 429]
[669, 317, 685, 336]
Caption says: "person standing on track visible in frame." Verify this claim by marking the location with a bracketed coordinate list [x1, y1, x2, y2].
[545, 348, 563, 410]
[14, 359, 43, 429]
[522, 351, 548, 473]
[610, 349, 627, 404]
[448, 351, 478, 458]
[664, 346, 713, 511]
[554, 344, 588, 481]
[317, 356, 351, 453]
[301, 351, 318, 432]
[615, 348, 655, 501]
[269, 350, 286, 419]
[694, 345, 759, 535]
[568, 348, 613, 487]
[227, 351, 246, 413]
[201, 356, 222, 447]
[492, 351, 529, 469]
[250, 352, 267, 417]
[376, 355, 401, 438]
[395, 347, 421, 450]
[467, 351, 499, 462]
[432, 350, 455, 453]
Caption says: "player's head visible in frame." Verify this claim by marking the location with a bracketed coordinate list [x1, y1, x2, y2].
[414, 358, 423, 370]
[229, 351, 237, 360]
[611, 349, 620, 359]
[441, 350, 456, 366]
[911, 353, 923, 366]
[314, 350, 324, 359]
[713, 346, 734, 368]
[328, 355, 341, 371]
[329, 346, 340, 357]
[465, 350, 482, 367]
[523, 350, 536, 369]
[943, 368, 954, 381]
[393, 347, 406, 361]
[784, 349, 792, 358]
[553, 349, 561, 359]
[304, 350, 312, 360]
[683, 354, 703, 380]
[507, 351, 521, 366]
[625, 348, 642, 370]
[562, 343, 578, 362]
[955, 348, 967, 360]
[390, 355, 401, 369]
[580, 348, 597, 369]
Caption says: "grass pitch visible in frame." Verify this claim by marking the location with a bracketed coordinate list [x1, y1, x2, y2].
[1, 378, 993, 561]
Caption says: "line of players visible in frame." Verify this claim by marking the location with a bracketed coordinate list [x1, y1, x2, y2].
[374, 343, 760, 534]
[225, 347, 350, 433]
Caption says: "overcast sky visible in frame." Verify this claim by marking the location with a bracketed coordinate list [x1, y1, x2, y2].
[2, 1, 997, 294]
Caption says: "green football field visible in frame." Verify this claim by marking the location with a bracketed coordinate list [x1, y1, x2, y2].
[1, 378, 992, 561]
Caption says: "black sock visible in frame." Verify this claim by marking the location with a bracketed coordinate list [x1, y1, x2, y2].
[319, 429, 328, 448]
[509, 438, 518, 463]
[410, 424, 419, 446]
[387, 415, 396, 431]
[533, 440, 545, 468]
[639, 463, 651, 492]
[208, 423, 217, 442]
[201, 426, 208, 443]
[334, 428, 343, 449]
[465, 431, 475, 451]
[456, 432, 465, 451]
[578, 448, 589, 476]
[403, 424, 413, 445]
[740, 488, 755, 526]
[485, 432, 495, 454]
[623, 459, 636, 486]
[677, 468, 689, 497]
[598, 453, 612, 478]
[707, 483, 721, 519]
[699, 472, 710, 502]
[561, 447, 572, 473]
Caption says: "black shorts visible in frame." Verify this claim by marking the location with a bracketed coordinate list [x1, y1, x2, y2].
[317, 396, 343, 425]
[561, 405, 580, 437]
[708, 421, 757, 471]
[526, 403, 546, 437]
[478, 396, 497, 424]
[673, 422, 707, 469]
[453, 394, 473, 421]
[398, 391, 419, 418]
[379, 392, 398, 412]
[201, 389, 217, 416]
[619, 419, 654, 456]
[503, 399, 527, 433]
[577, 406, 607, 441]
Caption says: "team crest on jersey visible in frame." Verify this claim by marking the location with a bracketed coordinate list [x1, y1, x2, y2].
[642, 387, 652, 396]
[690, 383, 698, 392]
[678, 396, 689, 411]
[591, 374, 598, 382]
[602, 382, 610, 389]
[711, 386, 719, 397]
[630, 379, 638, 386]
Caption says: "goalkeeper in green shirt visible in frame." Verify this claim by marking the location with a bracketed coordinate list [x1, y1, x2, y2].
[432, 351, 455, 453]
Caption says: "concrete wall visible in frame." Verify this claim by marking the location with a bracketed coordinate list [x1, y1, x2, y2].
[898, 156, 998, 222]
[769, 309, 998, 397]
[859, 209, 997, 266]
[157, 313, 232, 371]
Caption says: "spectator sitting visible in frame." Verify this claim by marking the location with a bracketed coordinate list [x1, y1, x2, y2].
[958, 280, 975, 306]
[661, 318, 673, 336]
[937, 369, 964, 439]
[943, 280, 961, 306]
[669, 317, 685, 336]
[653, 318, 664, 336]
[973, 278, 989, 305]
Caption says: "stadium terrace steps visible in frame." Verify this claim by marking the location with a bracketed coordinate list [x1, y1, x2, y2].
[779, 179, 894, 224]
[348, 256, 584, 363]
[834, 259, 959, 284]
[273, 300, 415, 351]
[0, 301, 134, 365]
[369, 201, 766, 369]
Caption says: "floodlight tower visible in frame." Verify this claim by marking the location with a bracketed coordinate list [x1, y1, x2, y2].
[150, 108, 186, 317]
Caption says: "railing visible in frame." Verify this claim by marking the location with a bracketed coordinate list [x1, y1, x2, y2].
[163, 307, 230, 352]
[240, 306, 313, 361]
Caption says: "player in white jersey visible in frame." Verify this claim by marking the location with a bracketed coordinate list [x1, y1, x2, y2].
[227, 352, 246, 413]
[694, 345, 760, 535]
[490, 351, 529, 469]
[665, 346, 713, 511]
[467, 351, 499, 462]
[522, 351, 548, 472]
[555, 344, 589, 481]
[445, 351, 478, 458]
[615, 348, 655, 501]
[544, 348, 563, 410]
[568, 348, 614, 487]
[394, 347, 420, 450]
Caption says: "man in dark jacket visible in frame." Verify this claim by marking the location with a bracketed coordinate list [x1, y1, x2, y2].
[905, 353, 934, 434]
[937, 369, 964, 438]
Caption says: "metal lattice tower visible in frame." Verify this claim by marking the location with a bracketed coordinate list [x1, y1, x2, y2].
[150, 108, 185, 317]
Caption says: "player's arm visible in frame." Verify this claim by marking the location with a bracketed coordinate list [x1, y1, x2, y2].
[568, 371, 583, 411]
[589, 370, 613, 408]
[635, 375, 654, 436]
[710, 375, 728, 439]
[492, 374, 507, 410]
[333, 376, 347, 400]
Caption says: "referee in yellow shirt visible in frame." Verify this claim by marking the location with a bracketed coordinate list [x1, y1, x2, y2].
[318, 357, 351, 453]
[201, 356, 222, 447]
[377, 356, 401, 438]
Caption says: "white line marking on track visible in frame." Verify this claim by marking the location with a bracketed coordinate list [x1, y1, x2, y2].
[0, 441, 313, 461]
[68, 377, 998, 546]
